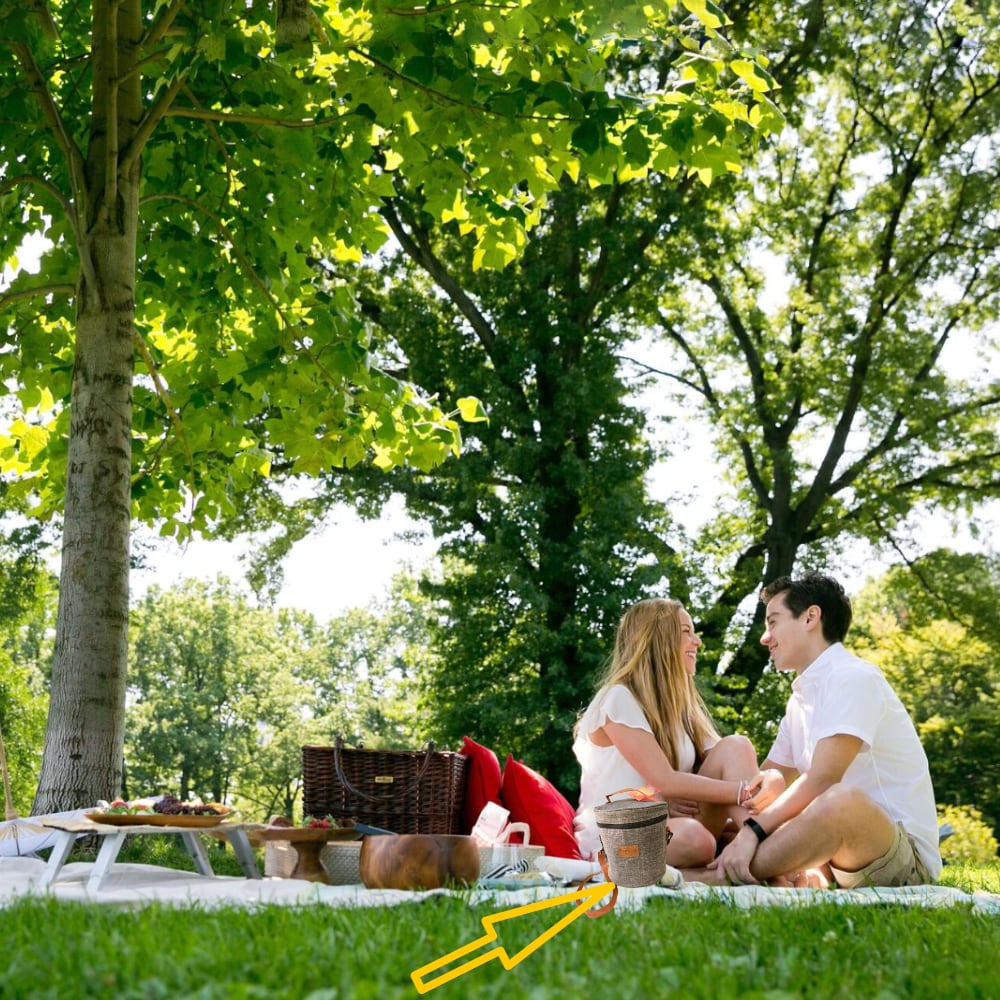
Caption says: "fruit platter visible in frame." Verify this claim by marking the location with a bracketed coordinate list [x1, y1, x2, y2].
[259, 815, 360, 842]
[85, 794, 234, 827]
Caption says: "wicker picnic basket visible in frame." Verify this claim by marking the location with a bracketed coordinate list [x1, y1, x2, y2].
[302, 737, 469, 836]
[594, 788, 671, 888]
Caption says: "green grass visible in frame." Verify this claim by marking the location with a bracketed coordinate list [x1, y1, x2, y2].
[1, 842, 998, 999]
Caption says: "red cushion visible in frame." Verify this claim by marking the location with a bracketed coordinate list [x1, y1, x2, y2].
[459, 735, 503, 834]
[500, 754, 582, 859]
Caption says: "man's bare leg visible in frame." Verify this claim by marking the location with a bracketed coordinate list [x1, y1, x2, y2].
[682, 784, 897, 885]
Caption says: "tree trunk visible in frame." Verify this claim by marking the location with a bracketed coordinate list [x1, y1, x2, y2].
[276, 0, 311, 52]
[33, 0, 142, 813]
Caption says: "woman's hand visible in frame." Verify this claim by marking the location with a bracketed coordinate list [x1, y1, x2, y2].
[744, 769, 785, 813]
[666, 798, 700, 817]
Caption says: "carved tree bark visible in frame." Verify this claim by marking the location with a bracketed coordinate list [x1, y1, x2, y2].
[33, 0, 142, 812]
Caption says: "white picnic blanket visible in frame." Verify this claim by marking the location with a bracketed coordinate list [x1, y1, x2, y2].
[0, 809, 90, 856]
[2, 856, 999, 915]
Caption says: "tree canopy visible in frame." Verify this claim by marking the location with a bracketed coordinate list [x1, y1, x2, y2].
[661, 0, 1000, 697]
[0, 0, 777, 810]
[225, 0, 1000, 788]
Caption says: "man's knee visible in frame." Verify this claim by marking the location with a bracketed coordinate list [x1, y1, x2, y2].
[809, 783, 885, 824]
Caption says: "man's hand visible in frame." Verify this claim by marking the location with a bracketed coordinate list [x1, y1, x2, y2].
[707, 828, 760, 884]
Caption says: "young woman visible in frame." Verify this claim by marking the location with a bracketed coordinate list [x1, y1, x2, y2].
[573, 597, 784, 867]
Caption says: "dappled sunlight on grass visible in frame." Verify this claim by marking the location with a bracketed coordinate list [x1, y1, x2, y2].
[936, 861, 1000, 895]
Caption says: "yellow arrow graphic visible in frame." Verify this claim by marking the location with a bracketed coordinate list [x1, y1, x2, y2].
[410, 881, 615, 994]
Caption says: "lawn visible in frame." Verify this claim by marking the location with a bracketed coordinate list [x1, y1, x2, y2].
[1, 841, 997, 1000]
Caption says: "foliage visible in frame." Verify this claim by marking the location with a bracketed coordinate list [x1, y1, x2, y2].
[304, 571, 432, 751]
[263, 185, 691, 789]
[852, 551, 1000, 840]
[725, 667, 791, 757]
[231, 35, 782, 787]
[0, 0, 781, 532]
[938, 804, 999, 865]
[237, 0, 1000, 786]
[126, 578, 321, 815]
[0, 511, 55, 812]
[646, 0, 1000, 701]
[124, 572, 432, 821]
[0, 0, 779, 813]
[0, 649, 48, 814]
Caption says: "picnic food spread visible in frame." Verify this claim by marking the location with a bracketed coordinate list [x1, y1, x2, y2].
[95, 795, 229, 816]
[302, 814, 348, 829]
[86, 795, 233, 825]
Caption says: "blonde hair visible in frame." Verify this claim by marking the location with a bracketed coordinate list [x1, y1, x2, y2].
[589, 598, 719, 768]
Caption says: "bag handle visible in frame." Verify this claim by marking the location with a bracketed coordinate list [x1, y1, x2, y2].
[581, 850, 618, 918]
[332, 735, 439, 803]
[500, 821, 532, 846]
[604, 786, 665, 804]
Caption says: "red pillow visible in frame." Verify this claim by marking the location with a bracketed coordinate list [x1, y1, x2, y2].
[500, 754, 582, 859]
[459, 736, 503, 834]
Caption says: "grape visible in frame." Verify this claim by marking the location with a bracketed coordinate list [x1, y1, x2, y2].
[153, 793, 218, 816]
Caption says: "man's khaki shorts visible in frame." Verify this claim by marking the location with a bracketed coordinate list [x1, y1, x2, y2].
[831, 822, 931, 888]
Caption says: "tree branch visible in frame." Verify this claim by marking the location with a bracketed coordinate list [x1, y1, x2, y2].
[139, 0, 187, 51]
[0, 172, 74, 219]
[121, 69, 187, 177]
[163, 105, 323, 128]
[7, 42, 87, 222]
[132, 330, 196, 480]
[0, 282, 75, 310]
[380, 201, 497, 355]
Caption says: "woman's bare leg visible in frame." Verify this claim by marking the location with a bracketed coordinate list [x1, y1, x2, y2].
[696, 734, 758, 839]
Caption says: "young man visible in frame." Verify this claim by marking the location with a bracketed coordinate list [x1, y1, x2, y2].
[702, 572, 941, 888]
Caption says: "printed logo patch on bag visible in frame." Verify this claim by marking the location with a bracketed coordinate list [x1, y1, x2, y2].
[616, 844, 640, 859]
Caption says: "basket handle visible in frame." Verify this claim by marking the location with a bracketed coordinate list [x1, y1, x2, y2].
[332, 735, 439, 803]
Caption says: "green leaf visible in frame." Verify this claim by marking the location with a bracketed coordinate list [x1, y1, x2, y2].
[402, 56, 436, 85]
[456, 397, 488, 423]
[571, 119, 602, 156]
[730, 59, 774, 94]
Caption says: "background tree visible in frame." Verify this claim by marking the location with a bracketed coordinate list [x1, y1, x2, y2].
[359, 186, 688, 791]
[305, 571, 433, 750]
[126, 578, 318, 810]
[234, 34, 783, 792]
[125, 571, 438, 820]
[239, 0, 1000, 789]
[0, 500, 56, 811]
[0, 0, 775, 811]
[851, 550, 1000, 842]
[647, 0, 1000, 704]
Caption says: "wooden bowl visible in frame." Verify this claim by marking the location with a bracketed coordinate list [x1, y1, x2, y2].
[359, 834, 480, 890]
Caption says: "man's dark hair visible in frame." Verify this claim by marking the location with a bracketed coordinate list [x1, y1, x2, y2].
[760, 573, 853, 644]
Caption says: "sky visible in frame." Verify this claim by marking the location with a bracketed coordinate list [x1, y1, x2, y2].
[127, 494, 437, 621]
